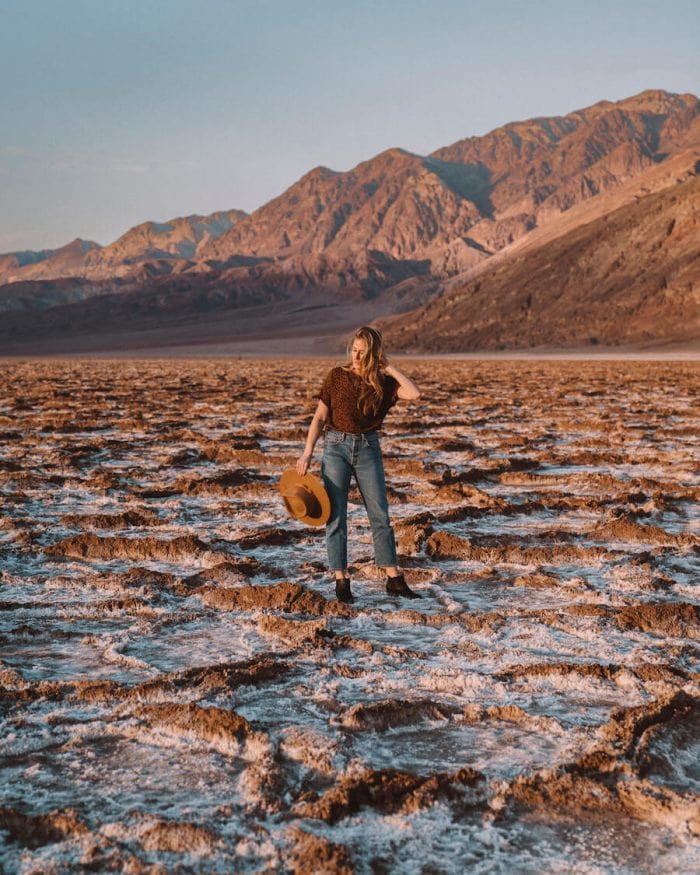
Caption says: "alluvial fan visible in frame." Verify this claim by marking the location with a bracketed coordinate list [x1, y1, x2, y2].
[0, 357, 698, 874]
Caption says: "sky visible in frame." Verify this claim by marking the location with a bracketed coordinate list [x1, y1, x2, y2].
[1, 0, 698, 252]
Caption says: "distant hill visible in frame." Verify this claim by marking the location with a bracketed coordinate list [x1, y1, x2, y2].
[0, 238, 100, 288]
[1, 89, 698, 353]
[0, 210, 247, 287]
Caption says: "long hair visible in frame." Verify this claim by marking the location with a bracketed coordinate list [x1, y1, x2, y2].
[346, 326, 388, 417]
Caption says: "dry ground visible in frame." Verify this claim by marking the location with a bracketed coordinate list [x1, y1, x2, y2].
[0, 358, 698, 873]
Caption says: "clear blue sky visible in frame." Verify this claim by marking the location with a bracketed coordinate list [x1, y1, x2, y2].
[1, 0, 698, 251]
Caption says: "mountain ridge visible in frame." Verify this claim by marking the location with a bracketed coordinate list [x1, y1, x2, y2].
[1, 89, 698, 353]
[0, 209, 247, 286]
[380, 168, 700, 351]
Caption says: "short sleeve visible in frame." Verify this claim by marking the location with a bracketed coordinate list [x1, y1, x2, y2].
[318, 370, 333, 408]
[385, 375, 399, 408]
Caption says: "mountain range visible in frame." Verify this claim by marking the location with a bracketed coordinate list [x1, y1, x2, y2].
[1, 89, 698, 353]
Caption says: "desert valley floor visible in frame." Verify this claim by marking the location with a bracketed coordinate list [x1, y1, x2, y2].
[0, 357, 698, 873]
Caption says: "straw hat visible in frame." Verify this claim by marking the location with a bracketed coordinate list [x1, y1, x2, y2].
[279, 469, 331, 527]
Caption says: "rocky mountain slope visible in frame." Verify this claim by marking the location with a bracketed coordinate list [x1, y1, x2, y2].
[199, 90, 699, 295]
[380, 166, 700, 351]
[0, 210, 247, 287]
[1, 89, 698, 352]
[0, 238, 100, 287]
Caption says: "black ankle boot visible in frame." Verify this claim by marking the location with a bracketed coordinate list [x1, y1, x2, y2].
[386, 573, 420, 599]
[335, 576, 354, 603]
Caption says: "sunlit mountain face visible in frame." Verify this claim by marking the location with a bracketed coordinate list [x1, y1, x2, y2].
[1, 89, 698, 353]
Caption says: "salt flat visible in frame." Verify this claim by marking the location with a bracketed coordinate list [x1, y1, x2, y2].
[0, 358, 698, 873]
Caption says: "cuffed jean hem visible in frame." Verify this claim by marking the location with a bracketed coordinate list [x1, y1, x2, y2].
[321, 429, 398, 571]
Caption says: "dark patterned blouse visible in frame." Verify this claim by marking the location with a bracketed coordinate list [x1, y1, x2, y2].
[318, 367, 399, 434]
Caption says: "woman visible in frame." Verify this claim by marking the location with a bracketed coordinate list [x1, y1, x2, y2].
[297, 326, 421, 602]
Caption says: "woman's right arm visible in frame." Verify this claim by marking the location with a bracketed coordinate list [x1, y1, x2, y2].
[297, 400, 329, 475]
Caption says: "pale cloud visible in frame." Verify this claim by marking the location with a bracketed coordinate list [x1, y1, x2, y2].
[0, 146, 200, 175]
[0, 145, 32, 172]
[0, 145, 29, 158]
[0, 230, 43, 252]
[48, 157, 148, 173]
[48, 156, 201, 174]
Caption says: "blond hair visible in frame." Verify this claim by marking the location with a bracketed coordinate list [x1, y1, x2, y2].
[346, 326, 388, 417]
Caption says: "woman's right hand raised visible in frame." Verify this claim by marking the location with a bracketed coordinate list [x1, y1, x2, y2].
[297, 453, 312, 476]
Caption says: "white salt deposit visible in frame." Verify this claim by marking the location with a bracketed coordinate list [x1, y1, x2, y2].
[0, 358, 698, 873]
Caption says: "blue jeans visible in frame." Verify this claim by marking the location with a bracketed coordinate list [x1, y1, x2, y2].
[322, 430, 398, 571]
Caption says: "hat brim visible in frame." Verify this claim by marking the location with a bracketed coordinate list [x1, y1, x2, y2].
[279, 469, 331, 527]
